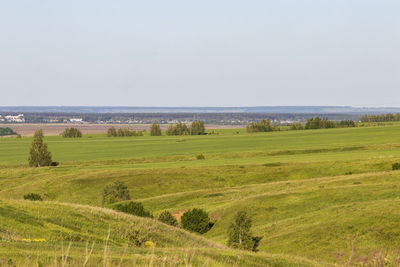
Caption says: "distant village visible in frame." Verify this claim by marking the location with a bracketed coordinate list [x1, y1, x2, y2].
[0, 113, 302, 125]
[0, 113, 360, 125]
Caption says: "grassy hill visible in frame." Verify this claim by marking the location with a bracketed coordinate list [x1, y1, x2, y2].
[0, 200, 308, 266]
[1, 124, 400, 265]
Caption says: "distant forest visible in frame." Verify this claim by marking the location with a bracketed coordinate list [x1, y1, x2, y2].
[361, 113, 400, 122]
[0, 112, 362, 125]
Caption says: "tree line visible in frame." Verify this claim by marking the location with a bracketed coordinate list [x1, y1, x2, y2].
[107, 127, 143, 137]
[247, 117, 356, 133]
[166, 121, 206, 136]
[361, 113, 400, 122]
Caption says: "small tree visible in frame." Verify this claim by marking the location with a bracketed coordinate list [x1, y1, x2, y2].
[102, 180, 131, 205]
[228, 210, 262, 251]
[158, 211, 178, 226]
[29, 129, 52, 167]
[190, 121, 205, 135]
[150, 122, 162, 136]
[181, 208, 212, 234]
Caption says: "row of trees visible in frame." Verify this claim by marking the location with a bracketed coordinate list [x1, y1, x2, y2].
[246, 119, 278, 133]
[304, 117, 338, 129]
[305, 117, 356, 129]
[105, 122, 206, 137]
[361, 113, 400, 122]
[166, 121, 206, 136]
[247, 118, 357, 133]
[61, 127, 82, 138]
[102, 181, 261, 251]
[107, 127, 143, 137]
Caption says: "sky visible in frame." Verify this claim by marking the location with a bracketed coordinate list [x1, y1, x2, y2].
[0, 0, 399, 107]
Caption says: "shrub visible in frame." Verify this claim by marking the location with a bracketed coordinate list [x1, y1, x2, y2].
[0, 127, 17, 136]
[61, 128, 82, 138]
[158, 211, 178, 226]
[339, 120, 356, 127]
[111, 201, 153, 218]
[24, 193, 42, 201]
[289, 123, 303, 130]
[196, 154, 205, 160]
[392, 163, 400, 171]
[102, 181, 130, 206]
[107, 127, 117, 137]
[228, 210, 262, 251]
[181, 208, 212, 234]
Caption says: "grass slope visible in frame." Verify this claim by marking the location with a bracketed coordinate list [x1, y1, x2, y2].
[1, 125, 400, 265]
[0, 200, 307, 266]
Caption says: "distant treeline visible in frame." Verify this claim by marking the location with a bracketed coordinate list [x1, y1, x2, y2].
[3, 112, 361, 125]
[107, 127, 143, 137]
[247, 117, 356, 133]
[166, 121, 206, 136]
[361, 113, 400, 122]
[0, 127, 17, 136]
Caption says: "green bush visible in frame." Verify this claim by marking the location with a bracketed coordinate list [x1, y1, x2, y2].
[102, 181, 131, 205]
[61, 128, 82, 138]
[289, 123, 303, 130]
[158, 211, 178, 226]
[24, 193, 43, 201]
[196, 154, 205, 160]
[111, 201, 153, 218]
[0, 127, 17, 136]
[392, 163, 400, 170]
[181, 208, 212, 234]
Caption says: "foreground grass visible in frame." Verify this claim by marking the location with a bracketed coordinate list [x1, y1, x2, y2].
[2, 125, 400, 265]
[0, 200, 309, 267]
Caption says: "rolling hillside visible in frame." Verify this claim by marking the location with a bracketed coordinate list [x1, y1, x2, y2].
[1, 124, 400, 265]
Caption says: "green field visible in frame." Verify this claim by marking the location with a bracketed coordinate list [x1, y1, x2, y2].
[1, 124, 400, 266]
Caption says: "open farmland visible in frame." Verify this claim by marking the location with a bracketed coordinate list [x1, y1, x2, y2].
[1, 124, 400, 266]
[2, 124, 246, 136]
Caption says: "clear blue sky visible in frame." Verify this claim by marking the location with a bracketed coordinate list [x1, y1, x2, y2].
[0, 0, 399, 107]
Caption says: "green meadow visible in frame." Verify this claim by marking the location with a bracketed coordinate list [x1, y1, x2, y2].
[1, 124, 400, 266]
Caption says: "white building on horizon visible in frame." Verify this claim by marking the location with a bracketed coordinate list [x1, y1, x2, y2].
[69, 118, 84, 123]
[4, 114, 25, 123]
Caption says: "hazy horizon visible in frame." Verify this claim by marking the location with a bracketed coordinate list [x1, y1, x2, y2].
[1, 1, 399, 106]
